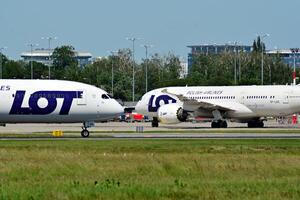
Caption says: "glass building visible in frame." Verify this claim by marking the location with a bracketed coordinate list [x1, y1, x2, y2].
[266, 49, 300, 68]
[21, 49, 92, 67]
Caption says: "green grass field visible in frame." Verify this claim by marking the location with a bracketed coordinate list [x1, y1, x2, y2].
[0, 139, 300, 200]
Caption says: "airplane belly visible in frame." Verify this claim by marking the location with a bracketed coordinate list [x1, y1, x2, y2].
[0, 114, 98, 123]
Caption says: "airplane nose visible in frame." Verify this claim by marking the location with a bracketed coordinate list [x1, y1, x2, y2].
[113, 101, 124, 116]
[135, 101, 142, 113]
[117, 103, 124, 115]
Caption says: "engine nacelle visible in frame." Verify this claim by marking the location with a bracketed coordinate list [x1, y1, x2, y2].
[157, 104, 188, 124]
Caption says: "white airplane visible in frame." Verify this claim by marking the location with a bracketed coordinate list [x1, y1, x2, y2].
[0, 79, 124, 137]
[135, 85, 300, 128]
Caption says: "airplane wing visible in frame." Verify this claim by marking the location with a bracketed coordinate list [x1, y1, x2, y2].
[161, 89, 252, 113]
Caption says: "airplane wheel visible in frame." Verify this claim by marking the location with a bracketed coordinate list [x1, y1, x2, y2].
[81, 129, 90, 138]
[258, 121, 264, 128]
[248, 121, 254, 128]
[248, 120, 264, 128]
[220, 121, 228, 128]
[152, 117, 159, 127]
[211, 121, 219, 128]
[152, 121, 159, 127]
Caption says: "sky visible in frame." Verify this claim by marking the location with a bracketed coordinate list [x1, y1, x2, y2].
[1, 0, 300, 61]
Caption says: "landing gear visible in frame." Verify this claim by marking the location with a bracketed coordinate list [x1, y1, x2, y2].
[81, 121, 94, 137]
[211, 109, 227, 128]
[247, 120, 264, 128]
[81, 128, 90, 137]
[211, 120, 228, 128]
[152, 117, 159, 127]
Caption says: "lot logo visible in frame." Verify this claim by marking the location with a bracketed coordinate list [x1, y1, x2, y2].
[9, 90, 83, 115]
[148, 95, 177, 112]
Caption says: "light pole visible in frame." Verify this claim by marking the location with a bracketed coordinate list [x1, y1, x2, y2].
[238, 48, 241, 82]
[108, 50, 118, 97]
[206, 45, 209, 56]
[259, 33, 270, 85]
[0, 47, 7, 79]
[214, 43, 218, 54]
[126, 37, 141, 102]
[234, 42, 238, 85]
[142, 44, 153, 93]
[42, 36, 57, 50]
[291, 48, 299, 85]
[42, 36, 57, 79]
[27, 44, 39, 79]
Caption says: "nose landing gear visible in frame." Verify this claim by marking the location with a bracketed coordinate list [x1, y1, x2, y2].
[81, 128, 90, 137]
[81, 121, 95, 137]
[152, 117, 159, 127]
[211, 110, 228, 128]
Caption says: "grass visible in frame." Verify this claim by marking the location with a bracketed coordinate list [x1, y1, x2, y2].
[0, 139, 300, 199]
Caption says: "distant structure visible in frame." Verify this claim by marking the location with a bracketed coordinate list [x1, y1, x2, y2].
[180, 61, 188, 79]
[21, 48, 92, 67]
[187, 44, 252, 73]
[266, 49, 300, 67]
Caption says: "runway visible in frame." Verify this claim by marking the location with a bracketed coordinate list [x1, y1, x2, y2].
[0, 121, 299, 133]
[0, 121, 300, 140]
[111, 133, 300, 139]
[1, 133, 300, 141]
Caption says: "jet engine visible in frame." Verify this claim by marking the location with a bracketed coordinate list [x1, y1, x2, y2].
[157, 104, 188, 124]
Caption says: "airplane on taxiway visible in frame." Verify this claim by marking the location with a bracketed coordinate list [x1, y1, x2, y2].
[135, 85, 300, 128]
[0, 79, 124, 137]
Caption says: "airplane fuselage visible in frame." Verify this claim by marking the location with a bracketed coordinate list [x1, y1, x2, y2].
[0, 80, 123, 123]
[136, 85, 300, 121]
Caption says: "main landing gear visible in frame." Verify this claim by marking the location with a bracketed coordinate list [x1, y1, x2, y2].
[247, 120, 264, 128]
[152, 117, 159, 127]
[211, 110, 227, 128]
[211, 120, 228, 128]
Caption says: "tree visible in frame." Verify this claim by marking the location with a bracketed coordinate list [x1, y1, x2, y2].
[252, 36, 265, 53]
[81, 49, 134, 100]
[64, 65, 82, 81]
[24, 61, 49, 79]
[52, 45, 78, 79]
[0, 53, 8, 66]
[3, 60, 26, 79]
[164, 53, 181, 80]
[52, 45, 77, 68]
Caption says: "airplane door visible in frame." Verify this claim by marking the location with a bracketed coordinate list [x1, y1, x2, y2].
[97, 94, 106, 118]
[240, 91, 246, 104]
[77, 89, 87, 105]
[282, 93, 289, 105]
[240, 91, 257, 109]
[97, 100, 101, 117]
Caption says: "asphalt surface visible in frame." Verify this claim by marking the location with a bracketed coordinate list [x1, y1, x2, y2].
[0, 121, 300, 140]
[0, 121, 299, 133]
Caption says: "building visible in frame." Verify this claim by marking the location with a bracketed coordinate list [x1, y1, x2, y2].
[266, 49, 300, 68]
[180, 61, 188, 79]
[21, 48, 92, 67]
[187, 44, 252, 73]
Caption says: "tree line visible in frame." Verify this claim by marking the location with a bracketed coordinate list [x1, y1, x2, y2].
[0, 38, 294, 101]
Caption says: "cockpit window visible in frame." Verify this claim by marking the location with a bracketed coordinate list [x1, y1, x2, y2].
[101, 94, 110, 99]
